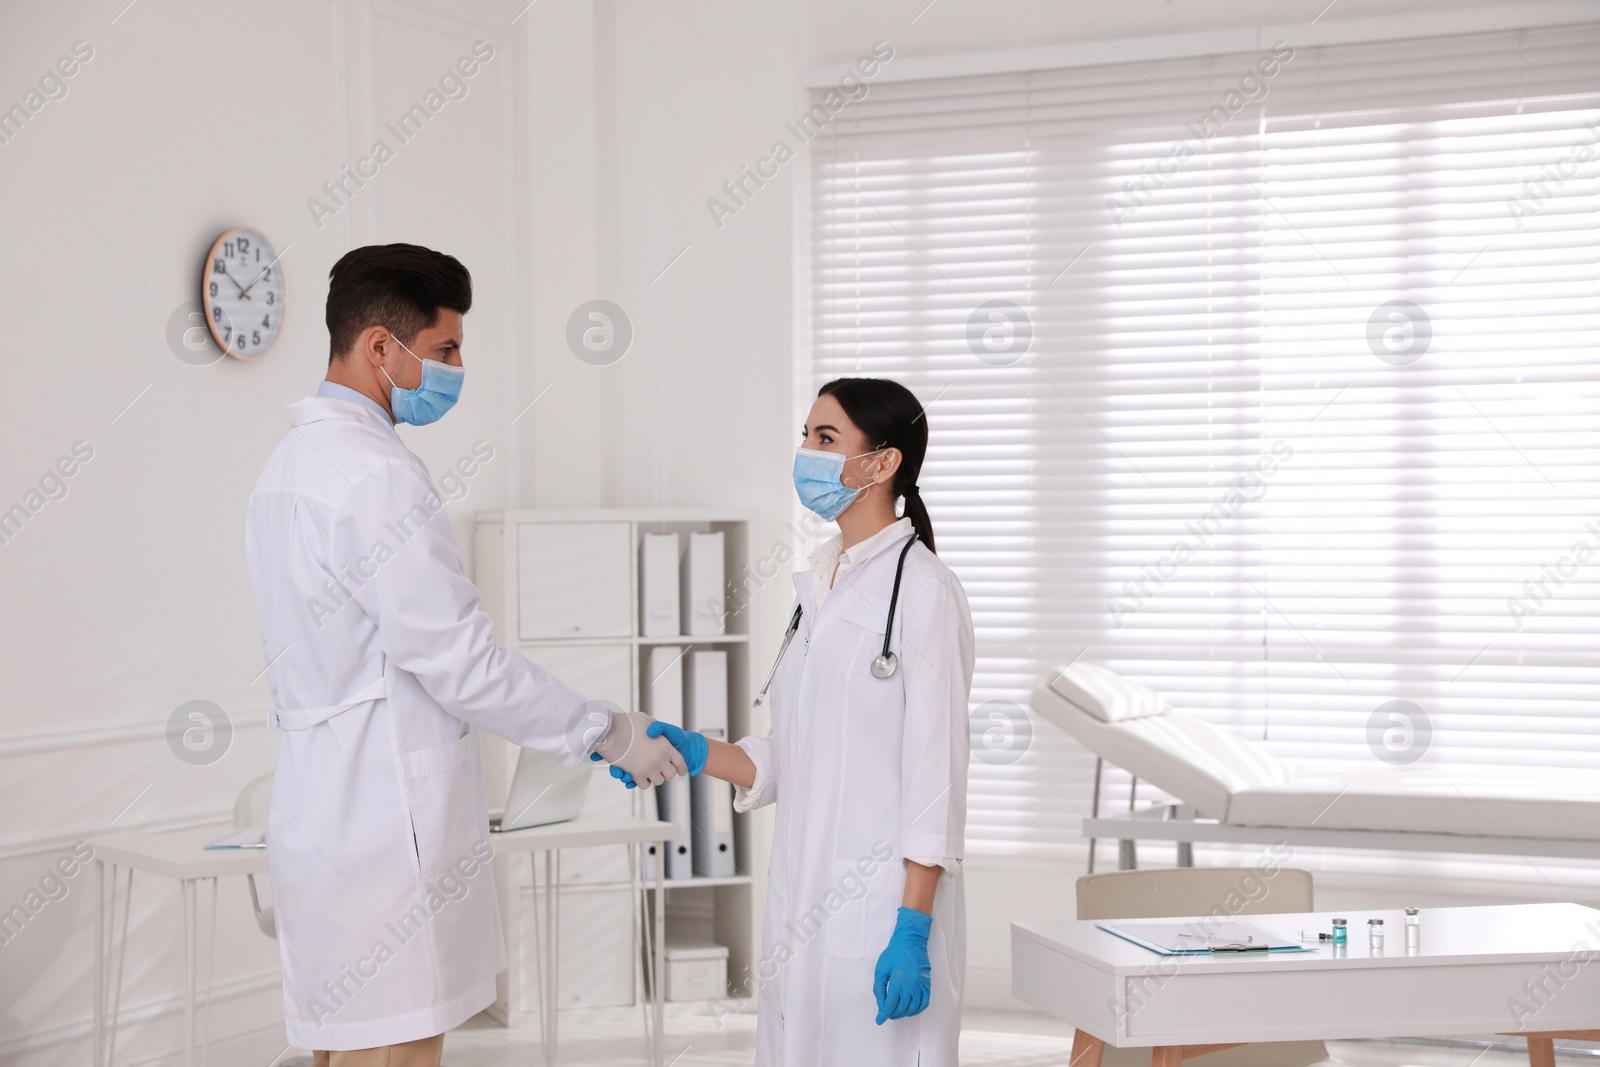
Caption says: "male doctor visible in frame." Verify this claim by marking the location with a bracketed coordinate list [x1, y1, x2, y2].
[245, 243, 683, 1066]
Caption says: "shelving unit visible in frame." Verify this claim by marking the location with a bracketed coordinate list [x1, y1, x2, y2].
[474, 508, 760, 1021]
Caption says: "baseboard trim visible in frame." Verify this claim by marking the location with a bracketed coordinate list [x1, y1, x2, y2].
[0, 969, 283, 1062]
[962, 963, 1032, 1011]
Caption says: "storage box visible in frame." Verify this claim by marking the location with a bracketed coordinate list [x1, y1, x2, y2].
[664, 940, 729, 1001]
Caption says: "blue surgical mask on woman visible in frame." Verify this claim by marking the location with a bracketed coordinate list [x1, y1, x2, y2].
[792, 446, 884, 521]
[380, 333, 464, 425]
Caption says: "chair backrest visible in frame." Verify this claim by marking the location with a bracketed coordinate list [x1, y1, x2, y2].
[234, 773, 274, 830]
[1076, 866, 1313, 921]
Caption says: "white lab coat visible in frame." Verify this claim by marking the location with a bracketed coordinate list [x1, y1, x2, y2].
[245, 396, 589, 1050]
[735, 526, 974, 1066]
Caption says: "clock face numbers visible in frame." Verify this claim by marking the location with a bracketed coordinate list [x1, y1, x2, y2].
[203, 228, 285, 361]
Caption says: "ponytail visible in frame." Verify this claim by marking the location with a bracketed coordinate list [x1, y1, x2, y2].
[817, 377, 937, 554]
[899, 483, 936, 555]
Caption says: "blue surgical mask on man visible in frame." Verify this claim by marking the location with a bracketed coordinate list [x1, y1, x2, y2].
[792, 446, 885, 521]
[379, 333, 464, 425]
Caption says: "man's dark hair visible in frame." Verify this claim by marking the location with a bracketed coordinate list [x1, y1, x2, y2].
[325, 243, 472, 361]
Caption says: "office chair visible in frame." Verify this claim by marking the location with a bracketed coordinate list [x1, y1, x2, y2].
[232, 773, 277, 938]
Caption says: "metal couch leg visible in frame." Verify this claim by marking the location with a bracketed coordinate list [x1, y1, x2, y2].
[1118, 776, 1139, 869]
[1087, 758, 1103, 874]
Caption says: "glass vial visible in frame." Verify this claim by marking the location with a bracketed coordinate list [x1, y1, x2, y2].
[1405, 908, 1420, 953]
[1368, 918, 1385, 951]
[1331, 918, 1347, 946]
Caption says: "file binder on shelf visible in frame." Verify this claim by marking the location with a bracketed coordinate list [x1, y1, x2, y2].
[690, 775, 737, 878]
[640, 532, 681, 637]
[642, 838, 660, 882]
[646, 646, 685, 728]
[682, 531, 726, 636]
[645, 644, 694, 878]
[657, 778, 695, 880]
[684, 650, 728, 737]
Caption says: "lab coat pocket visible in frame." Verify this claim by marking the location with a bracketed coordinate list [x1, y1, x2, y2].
[398, 732, 487, 883]
[830, 595, 891, 662]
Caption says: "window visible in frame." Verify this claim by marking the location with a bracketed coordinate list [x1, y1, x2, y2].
[807, 24, 1600, 875]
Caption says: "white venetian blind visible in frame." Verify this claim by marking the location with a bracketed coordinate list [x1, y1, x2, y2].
[807, 24, 1600, 861]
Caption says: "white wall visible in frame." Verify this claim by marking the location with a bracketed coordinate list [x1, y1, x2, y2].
[599, 0, 1572, 1012]
[0, 0, 1556, 1061]
[0, 1, 619, 1061]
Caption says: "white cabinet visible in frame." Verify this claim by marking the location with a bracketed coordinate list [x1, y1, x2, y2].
[517, 521, 633, 639]
[521, 643, 633, 712]
[477, 508, 762, 1019]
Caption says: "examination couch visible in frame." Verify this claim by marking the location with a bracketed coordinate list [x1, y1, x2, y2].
[1032, 664, 1600, 869]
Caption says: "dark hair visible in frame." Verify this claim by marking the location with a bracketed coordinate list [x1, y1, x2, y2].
[817, 377, 936, 553]
[325, 243, 472, 361]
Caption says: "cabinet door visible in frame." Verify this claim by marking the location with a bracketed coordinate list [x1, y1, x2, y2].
[517, 522, 633, 640]
[512, 643, 635, 886]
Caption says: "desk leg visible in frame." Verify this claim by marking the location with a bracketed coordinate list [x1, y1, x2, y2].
[1151, 1047, 1183, 1067]
[552, 851, 562, 1063]
[529, 854, 546, 1061]
[94, 860, 105, 1067]
[1498, 1032, 1600, 1067]
[532, 851, 561, 1065]
[183, 878, 197, 1067]
[1070, 1030, 1104, 1067]
[106, 868, 133, 1067]
[630, 843, 650, 1042]
[653, 851, 664, 1067]
[202, 877, 218, 1067]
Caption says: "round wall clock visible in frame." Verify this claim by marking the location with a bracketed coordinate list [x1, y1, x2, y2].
[201, 227, 285, 361]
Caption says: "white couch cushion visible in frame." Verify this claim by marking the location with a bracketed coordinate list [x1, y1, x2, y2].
[1030, 684, 1290, 818]
[1227, 768, 1600, 840]
[1048, 662, 1172, 722]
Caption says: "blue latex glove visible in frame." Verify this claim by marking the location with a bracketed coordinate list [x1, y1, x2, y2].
[600, 722, 707, 788]
[873, 907, 932, 1025]
[647, 720, 708, 776]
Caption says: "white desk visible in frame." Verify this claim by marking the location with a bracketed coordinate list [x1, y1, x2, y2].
[488, 817, 673, 1066]
[1013, 903, 1600, 1063]
[90, 826, 267, 1067]
[89, 816, 674, 1067]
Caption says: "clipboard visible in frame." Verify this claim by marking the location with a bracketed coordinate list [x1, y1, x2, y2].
[1096, 920, 1310, 955]
[204, 829, 266, 850]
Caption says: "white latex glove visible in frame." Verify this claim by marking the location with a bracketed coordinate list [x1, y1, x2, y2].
[594, 711, 686, 789]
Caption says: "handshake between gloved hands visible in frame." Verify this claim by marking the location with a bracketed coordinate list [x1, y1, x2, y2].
[599, 720, 706, 789]
[587, 710, 687, 789]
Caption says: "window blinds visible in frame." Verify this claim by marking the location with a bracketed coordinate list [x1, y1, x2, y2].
[807, 23, 1600, 861]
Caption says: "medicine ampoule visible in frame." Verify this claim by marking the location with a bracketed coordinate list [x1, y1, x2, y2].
[1331, 918, 1347, 946]
[1405, 908, 1420, 952]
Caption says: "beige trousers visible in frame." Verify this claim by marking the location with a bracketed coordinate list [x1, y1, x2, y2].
[309, 1033, 445, 1067]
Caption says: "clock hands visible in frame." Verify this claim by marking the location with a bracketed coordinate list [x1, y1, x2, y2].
[239, 244, 293, 297]
[223, 268, 252, 298]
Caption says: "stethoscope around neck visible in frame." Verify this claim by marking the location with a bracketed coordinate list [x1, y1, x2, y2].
[753, 533, 917, 705]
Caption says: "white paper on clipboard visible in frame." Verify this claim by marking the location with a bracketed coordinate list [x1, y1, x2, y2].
[1096, 920, 1308, 955]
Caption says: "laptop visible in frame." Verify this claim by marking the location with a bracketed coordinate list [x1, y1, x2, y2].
[492, 747, 590, 832]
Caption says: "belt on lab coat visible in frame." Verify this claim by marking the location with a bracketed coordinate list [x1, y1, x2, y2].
[268, 676, 387, 731]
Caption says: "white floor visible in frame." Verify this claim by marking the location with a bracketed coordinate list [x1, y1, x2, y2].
[407, 1004, 1573, 1067]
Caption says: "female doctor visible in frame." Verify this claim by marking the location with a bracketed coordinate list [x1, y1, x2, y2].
[619, 377, 974, 1065]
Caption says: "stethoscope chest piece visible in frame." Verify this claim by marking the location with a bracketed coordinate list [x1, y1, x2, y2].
[871, 652, 899, 679]
[869, 533, 918, 682]
[753, 530, 918, 704]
